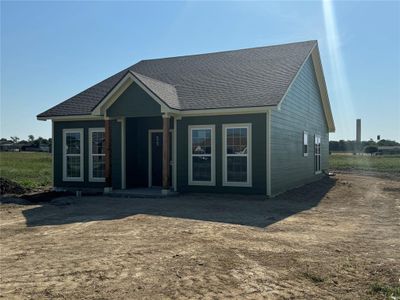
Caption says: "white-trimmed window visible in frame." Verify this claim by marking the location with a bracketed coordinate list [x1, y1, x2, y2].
[89, 128, 105, 182]
[315, 134, 321, 174]
[188, 125, 215, 186]
[303, 131, 308, 156]
[63, 129, 84, 181]
[223, 124, 252, 187]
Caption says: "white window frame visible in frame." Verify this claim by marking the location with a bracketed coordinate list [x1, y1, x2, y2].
[89, 128, 105, 182]
[315, 134, 321, 174]
[188, 125, 215, 186]
[222, 123, 252, 187]
[63, 128, 84, 182]
[303, 131, 309, 157]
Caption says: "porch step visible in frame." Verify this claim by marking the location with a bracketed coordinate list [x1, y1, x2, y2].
[106, 188, 178, 199]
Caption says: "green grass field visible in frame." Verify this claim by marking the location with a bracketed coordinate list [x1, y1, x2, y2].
[0, 152, 52, 190]
[329, 154, 400, 173]
[0, 152, 399, 191]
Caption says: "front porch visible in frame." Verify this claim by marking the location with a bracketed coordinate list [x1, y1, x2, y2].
[98, 73, 180, 193]
[103, 115, 177, 194]
[107, 187, 178, 199]
[96, 71, 179, 194]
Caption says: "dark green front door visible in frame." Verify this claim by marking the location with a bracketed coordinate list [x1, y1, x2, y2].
[151, 132, 163, 186]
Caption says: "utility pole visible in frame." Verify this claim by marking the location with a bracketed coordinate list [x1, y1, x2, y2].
[356, 119, 361, 153]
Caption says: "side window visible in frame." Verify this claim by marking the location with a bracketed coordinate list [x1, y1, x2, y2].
[63, 129, 84, 181]
[315, 135, 321, 173]
[223, 124, 252, 187]
[303, 131, 308, 156]
[188, 125, 215, 186]
[89, 128, 105, 182]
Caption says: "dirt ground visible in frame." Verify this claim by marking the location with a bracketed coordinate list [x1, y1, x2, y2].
[1, 174, 399, 299]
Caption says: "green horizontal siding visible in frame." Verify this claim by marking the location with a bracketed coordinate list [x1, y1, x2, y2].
[53, 120, 121, 189]
[107, 82, 161, 118]
[271, 56, 329, 195]
[177, 114, 266, 194]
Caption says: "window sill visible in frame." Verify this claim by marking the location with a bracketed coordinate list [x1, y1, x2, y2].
[89, 178, 106, 183]
[223, 181, 252, 187]
[63, 177, 84, 182]
[188, 181, 215, 186]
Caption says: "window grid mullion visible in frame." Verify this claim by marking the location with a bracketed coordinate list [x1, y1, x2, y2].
[189, 126, 214, 186]
[89, 128, 105, 182]
[223, 124, 251, 187]
[63, 129, 83, 182]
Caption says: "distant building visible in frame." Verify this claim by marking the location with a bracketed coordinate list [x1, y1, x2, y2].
[377, 146, 400, 155]
[0, 143, 19, 152]
[0, 142, 50, 152]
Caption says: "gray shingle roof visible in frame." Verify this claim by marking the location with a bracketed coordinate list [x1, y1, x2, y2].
[38, 40, 316, 118]
[132, 71, 180, 109]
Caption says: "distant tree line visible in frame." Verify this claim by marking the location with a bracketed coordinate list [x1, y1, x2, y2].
[1, 135, 51, 146]
[329, 139, 400, 154]
[0, 135, 51, 152]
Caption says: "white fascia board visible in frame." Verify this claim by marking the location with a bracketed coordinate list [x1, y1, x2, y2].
[38, 106, 276, 121]
[37, 115, 104, 121]
[178, 106, 274, 117]
[310, 46, 336, 132]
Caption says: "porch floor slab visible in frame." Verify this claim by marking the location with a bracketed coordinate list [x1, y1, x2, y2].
[106, 188, 178, 198]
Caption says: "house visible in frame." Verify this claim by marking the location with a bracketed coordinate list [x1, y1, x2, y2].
[377, 146, 400, 155]
[0, 141, 31, 152]
[0, 142, 19, 152]
[37, 40, 335, 197]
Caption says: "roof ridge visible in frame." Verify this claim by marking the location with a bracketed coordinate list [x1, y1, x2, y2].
[140, 40, 317, 62]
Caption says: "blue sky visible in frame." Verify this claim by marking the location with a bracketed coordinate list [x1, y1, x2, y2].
[1, 1, 399, 141]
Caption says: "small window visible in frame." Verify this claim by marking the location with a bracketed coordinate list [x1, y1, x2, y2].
[89, 128, 105, 182]
[315, 135, 321, 173]
[223, 124, 252, 187]
[63, 129, 83, 181]
[188, 125, 215, 186]
[303, 131, 308, 156]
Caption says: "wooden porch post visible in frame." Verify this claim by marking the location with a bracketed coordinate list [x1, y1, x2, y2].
[104, 118, 112, 192]
[162, 114, 170, 193]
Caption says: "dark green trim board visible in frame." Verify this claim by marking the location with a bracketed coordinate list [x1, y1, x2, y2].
[176, 114, 267, 194]
[271, 56, 329, 195]
[53, 120, 121, 189]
